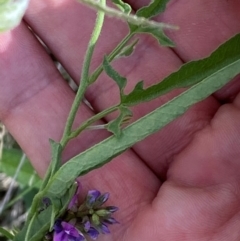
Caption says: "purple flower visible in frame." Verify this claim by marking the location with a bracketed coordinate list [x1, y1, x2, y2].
[87, 227, 99, 240]
[86, 190, 110, 208]
[105, 206, 118, 213]
[53, 220, 85, 241]
[97, 193, 109, 204]
[83, 220, 91, 231]
[99, 223, 110, 234]
[83, 190, 119, 237]
[103, 217, 119, 225]
[87, 190, 101, 207]
[80, 218, 100, 240]
[51, 189, 118, 240]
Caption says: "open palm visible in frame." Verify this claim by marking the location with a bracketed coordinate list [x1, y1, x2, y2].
[1, 0, 240, 240]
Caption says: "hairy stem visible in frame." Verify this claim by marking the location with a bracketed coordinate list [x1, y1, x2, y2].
[77, 0, 178, 30]
[65, 105, 119, 144]
[60, 0, 106, 148]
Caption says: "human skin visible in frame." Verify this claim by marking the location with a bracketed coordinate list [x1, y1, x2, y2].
[1, 0, 240, 240]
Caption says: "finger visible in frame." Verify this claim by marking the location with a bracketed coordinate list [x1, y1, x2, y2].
[127, 0, 240, 102]
[168, 103, 240, 187]
[24, 0, 219, 178]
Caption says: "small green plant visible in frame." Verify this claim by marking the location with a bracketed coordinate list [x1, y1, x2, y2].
[1, 0, 240, 240]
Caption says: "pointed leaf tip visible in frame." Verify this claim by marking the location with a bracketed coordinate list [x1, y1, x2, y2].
[103, 56, 127, 92]
[111, 0, 131, 14]
[137, 0, 170, 19]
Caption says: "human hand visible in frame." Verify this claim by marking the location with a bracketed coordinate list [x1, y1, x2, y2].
[1, 0, 240, 240]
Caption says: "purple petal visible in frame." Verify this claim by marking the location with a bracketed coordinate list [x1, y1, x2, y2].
[106, 206, 119, 213]
[54, 220, 63, 233]
[61, 221, 81, 238]
[97, 193, 109, 205]
[73, 235, 85, 241]
[88, 190, 101, 200]
[87, 190, 101, 206]
[53, 230, 68, 241]
[104, 217, 119, 224]
[83, 221, 91, 232]
[99, 223, 110, 234]
[68, 181, 82, 209]
[87, 227, 99, 240]
[54, 221, 85, 241]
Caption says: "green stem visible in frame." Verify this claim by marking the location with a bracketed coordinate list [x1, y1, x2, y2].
[25, 213, 37, 241]
[60, 0, 106, 148]
[78, 0, 178, 30]
[89, 32, 133, 84]
[64, 105, 119, 144]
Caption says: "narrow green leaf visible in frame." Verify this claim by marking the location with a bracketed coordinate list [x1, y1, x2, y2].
[122, 33, 240, 106]
[107, 107, 132, 137]
[14, 204, 53, 241]
[39, 139, 62, 190]
[115, 38, 139, 59]
[0, 148, 41, 188]
[103, 56, 127, 93]
[49, 140, 62, 178]
[0, 227, 14, 240]
[26, 140, 62, 225]
[111, 0, 131, 14]
[44, 34, 240, 199]
[3, 185, 41, 211]
[136, 0, 170, 18]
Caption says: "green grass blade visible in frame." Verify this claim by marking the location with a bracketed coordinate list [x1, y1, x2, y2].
[2, 184, 41, 211]
[0, 148, 42, 188]
[0, 227, 14, 240]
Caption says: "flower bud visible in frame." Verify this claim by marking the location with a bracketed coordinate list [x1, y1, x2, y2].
[105, 206, 119, 213]
[95, 209, 112, 217]
[91, 213, 100, 226]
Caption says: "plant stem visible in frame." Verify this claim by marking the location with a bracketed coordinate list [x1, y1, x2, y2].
[89, 32, 133, 84]
[60, 0, 106, 148]
[64, 105, 119, 145]
[25, 213, 37, 241]
[77, 0, 178, 30]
